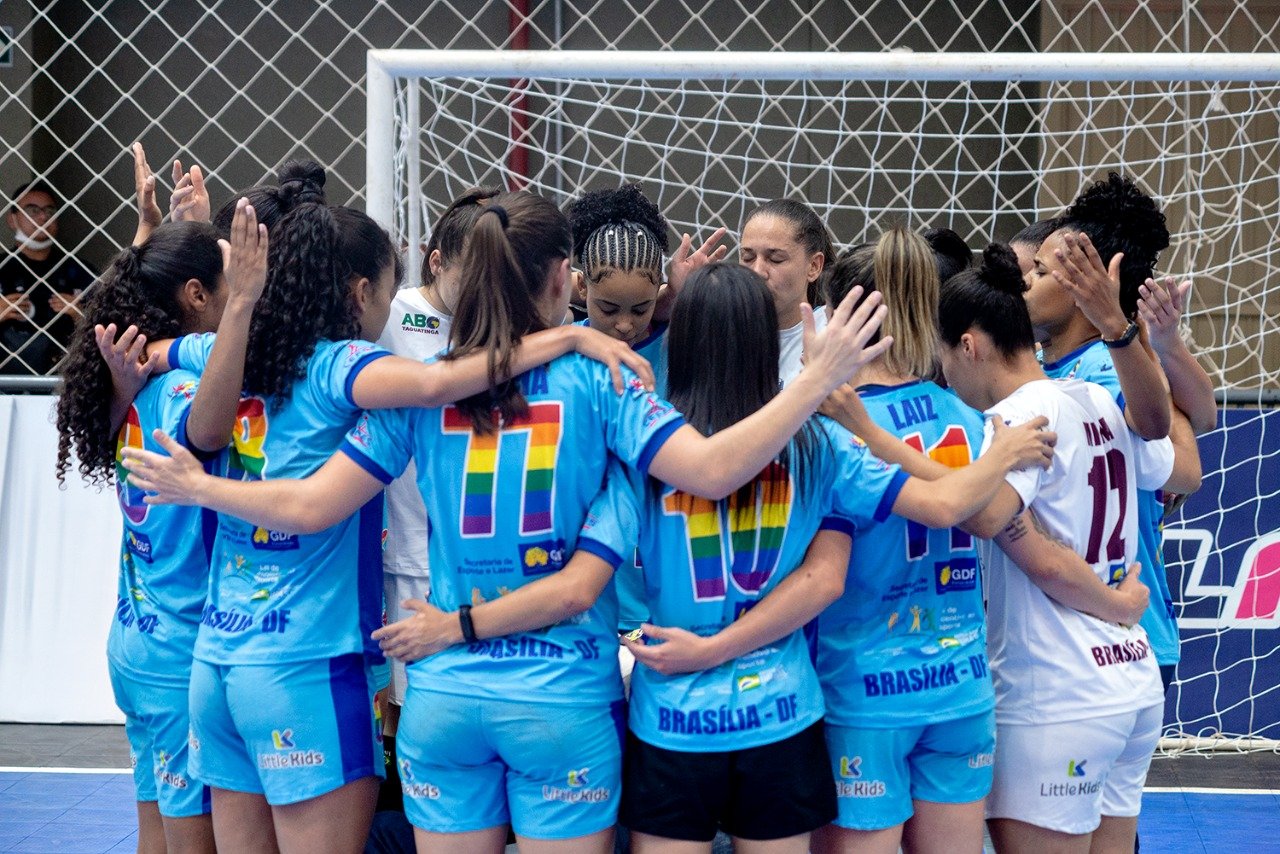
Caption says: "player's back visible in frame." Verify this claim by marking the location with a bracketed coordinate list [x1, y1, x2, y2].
[355, 352, 684, 705]
[981, 378, 1168, 725]
[816, 380, 992, 727]
[110, 370, 217, 685]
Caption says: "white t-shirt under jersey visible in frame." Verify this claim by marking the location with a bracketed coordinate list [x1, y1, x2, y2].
[779, 309, 828, 387]
[979, 378, 1173, 726]
[375, 288, 453, 578]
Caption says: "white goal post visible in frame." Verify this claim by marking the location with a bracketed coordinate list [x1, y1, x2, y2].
[365, 48, 1280, 753]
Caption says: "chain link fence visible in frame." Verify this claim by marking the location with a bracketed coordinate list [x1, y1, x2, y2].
[1, 1, 1278, 387]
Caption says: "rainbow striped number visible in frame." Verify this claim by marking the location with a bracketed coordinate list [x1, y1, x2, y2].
[442, 402, 563, 538]
[662, 461, 792, 601]
[903, 425, 974, 560]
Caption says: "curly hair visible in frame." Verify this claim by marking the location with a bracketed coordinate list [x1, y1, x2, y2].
[212, 159, 327, 237]
[743, 198, 835, 307]
[1058, 172, 1169, 316]
[447, 191, 572, 433]
[242, 204, 400, 407]
[566, 184, 670, 284]
[55, 221, 222, 485]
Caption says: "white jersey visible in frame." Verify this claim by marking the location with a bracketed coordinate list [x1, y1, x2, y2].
[979, 378, 1173, 726]
[779, 309, 828, 388]
[375, 288, 453, 578]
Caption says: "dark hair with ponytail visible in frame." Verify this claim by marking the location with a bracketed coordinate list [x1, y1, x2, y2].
[212, 159, 327, 237]
[939, 242, 1035, 359]
[243, 203, 401, 406]
[743, 198, 835, 307]
[423, 186, 502, 287]
[446, 190, 572, 433]
[55, 221, 222, 485]
[663, 262, 824, 504]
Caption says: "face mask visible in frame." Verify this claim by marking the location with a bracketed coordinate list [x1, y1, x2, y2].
[14, 227, 53, 251]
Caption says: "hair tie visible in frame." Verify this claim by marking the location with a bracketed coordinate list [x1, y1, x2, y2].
[486, 205, 510, 229]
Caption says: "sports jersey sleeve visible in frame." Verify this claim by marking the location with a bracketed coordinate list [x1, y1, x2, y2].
[319, 339, 394, 412]
[1133, 435, 1175, 492]
[830, 429, 908, 527]
[167, 332, 216, 375]
[155, 372, 203, 453]
[576, 459, 641, 571]
[593, 362, 686, 474]
[339, 408, 414, 485]
[982, 407, 1044, 511]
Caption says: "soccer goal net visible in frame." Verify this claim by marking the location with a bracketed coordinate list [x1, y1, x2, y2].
[368, 48, 1280, 752]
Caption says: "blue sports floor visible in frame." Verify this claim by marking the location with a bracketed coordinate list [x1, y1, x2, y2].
[1, 726, 1278, 852]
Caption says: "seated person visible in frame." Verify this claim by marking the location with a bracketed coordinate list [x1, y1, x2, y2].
[1, 180, 96, 376]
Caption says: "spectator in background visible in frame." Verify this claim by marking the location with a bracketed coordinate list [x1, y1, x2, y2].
[1, 180, 96, 376]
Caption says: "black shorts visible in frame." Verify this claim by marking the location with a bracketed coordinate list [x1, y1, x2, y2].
[620, 720, 837, 842]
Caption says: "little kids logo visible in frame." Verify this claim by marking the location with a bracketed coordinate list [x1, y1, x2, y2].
[543, 766, 611, 804]
[399, 758, 441, 799]
[1068, 759, 1087, 778]
[835, 756, 886, 798]
[259, 728, 325, 770]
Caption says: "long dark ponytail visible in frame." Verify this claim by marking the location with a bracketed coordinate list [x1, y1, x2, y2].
[446, 191, 572, 433]
[56, 221, 222, 485]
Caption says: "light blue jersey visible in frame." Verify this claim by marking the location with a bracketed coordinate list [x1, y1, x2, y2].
[1043, 341, 1179, 665]
[169, 334, 392, 665]
[816, 381, 993, 728]
[590, 416, 908, 752]
[109, 370, 217, 686]
[576, 319, 669, 630]
[341, 354, 686, 707]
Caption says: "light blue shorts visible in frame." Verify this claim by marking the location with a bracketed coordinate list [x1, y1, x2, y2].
[188, 654, 383, 805]
[109, 664, 211, 818]
[825, 709, 996, 830]
[397, 687, 624, 840]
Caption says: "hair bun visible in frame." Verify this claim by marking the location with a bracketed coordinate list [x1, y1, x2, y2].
[276, 159, 327, 207]
[978, 242, 1025, 296]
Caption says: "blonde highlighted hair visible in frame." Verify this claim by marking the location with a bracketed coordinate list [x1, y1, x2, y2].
[826, 226, 941, 379]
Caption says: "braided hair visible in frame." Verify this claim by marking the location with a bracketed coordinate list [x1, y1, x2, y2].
[567, 184, 669, 285]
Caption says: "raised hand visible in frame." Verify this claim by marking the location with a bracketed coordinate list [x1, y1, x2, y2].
[1138, 275, 1190, 355]
[1051, 231, 1129, 339]
[120, 429, 208, 506]
[131, 142, 162, 246]
[219, 199, 269, 306]
[1, 292, 33, 323]
[95, 322, 155, 402]
[667, 227, 729, 295]
[571, 325, 656, 393]
[170, 159, 211, 224]
[800, 285, 890, 394]
[988, 414, 1056, 471]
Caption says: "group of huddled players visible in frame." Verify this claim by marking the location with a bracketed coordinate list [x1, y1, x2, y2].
[53, 141, 1214, 854]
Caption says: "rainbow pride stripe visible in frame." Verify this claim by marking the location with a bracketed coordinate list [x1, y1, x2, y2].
[115, 405, 148, 524]
[443, 402, 562, 537]
[229, 397, 268, 480]
[904, 424, 974, 559]
[664, 462, 795, 601]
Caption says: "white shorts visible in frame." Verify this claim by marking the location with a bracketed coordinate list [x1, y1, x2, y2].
[986, 703, 1162, 835]
[383, 568, 430, 705]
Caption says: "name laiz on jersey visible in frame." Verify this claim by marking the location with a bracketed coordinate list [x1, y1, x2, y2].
[886, 394, 939, 430]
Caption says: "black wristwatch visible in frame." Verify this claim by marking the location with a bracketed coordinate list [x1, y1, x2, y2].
[1102, 320, 1139, 349]
[458, 604, 478, 643]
